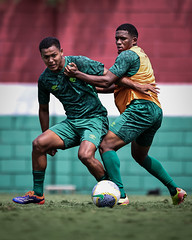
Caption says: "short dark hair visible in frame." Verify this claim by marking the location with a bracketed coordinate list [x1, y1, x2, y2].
[39, 37, 61, 52]
[116, 23, 138, 38]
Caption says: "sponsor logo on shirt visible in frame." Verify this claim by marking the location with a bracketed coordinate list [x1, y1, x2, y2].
[89, 134, 96, 140]
[51, 85, 58, 91]
[69, 77, 76, 83]
[111, 121, 116, 127]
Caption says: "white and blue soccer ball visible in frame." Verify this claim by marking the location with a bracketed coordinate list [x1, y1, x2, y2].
[91, 180, 120, 208]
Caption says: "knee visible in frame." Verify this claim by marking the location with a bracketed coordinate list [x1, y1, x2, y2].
[99, 139, 108, 155]
[32, 137, 45, 154]
[131, 141, 149, 164]
[131, 151, 147, 165]
[78, 149, 93, 165]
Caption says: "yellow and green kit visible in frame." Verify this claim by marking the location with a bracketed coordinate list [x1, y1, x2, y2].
[109, 46, 162, 145]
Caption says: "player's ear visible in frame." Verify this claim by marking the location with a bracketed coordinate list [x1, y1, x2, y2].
[60, 48, 64, 56]
[132, 37, 137, 45]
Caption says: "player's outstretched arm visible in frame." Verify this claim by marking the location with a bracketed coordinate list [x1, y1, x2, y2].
[96, 78, 160, 95]
[117, 77, 160, 96]
[64, 63, 159, 96]
[96, 84, 117, 93]
[64, 62, 119, 88]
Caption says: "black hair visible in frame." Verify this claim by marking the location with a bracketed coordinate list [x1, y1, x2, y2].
[39, 37, 61, 52]
[116, 23, 138, 38]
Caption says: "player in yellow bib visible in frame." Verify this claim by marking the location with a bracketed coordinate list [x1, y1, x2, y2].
[113, 45, 161, 113]
[65, 23, 187, 205]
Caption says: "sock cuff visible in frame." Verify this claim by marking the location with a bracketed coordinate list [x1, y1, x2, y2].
[33, 170, 45, 178]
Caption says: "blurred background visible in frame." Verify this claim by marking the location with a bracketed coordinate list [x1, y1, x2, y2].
[0, 0, 192, 195]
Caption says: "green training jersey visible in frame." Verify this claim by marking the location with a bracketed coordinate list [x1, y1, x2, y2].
[38, 56, 107, 119]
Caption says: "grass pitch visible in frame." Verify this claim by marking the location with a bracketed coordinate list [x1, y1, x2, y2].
[0, 194, 192, 240]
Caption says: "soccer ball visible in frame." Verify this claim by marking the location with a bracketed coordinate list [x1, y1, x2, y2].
[91, 180, 120, 208]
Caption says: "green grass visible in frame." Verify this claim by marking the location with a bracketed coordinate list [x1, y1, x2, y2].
[0, 194, 192, 240]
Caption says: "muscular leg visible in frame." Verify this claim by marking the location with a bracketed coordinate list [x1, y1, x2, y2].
[131, 140, 178, 196]
[99, 131, 127, 197]
[131, 140, 150, 162]
[78, 140, 108, 181]
[32, 129, 65, 170]
[32, 129, 65, 196]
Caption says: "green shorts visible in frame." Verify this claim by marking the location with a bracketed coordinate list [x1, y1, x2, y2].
[109, 99, 163, 146]
[50, 116, 109, 149]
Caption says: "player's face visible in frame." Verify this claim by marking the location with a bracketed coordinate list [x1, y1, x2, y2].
[41, 45, 64, 72]
[115, 30, 137, 54]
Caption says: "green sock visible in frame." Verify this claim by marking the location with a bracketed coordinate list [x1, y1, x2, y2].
[101, 151, 126, 198]
[33, 170, 45, 196]
[140, 156, 178, 196]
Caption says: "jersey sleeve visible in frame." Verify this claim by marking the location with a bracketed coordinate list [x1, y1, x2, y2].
[109, 50, 139, 78]
[72, 56, 104, 76]
[38, 76, 50, 104]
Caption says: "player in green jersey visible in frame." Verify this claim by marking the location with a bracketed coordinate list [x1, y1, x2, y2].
[65, 24, 187, 205]
[12, 37, 111, 204]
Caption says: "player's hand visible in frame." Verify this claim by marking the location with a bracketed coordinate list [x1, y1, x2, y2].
[64, 62, 78, 77]
[47, 149, 57, 157]
[137, 83, 160, 96]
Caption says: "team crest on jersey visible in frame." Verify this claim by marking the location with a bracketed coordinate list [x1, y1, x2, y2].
[69, 77, 76, 83]
[111, 121, 116, 127]
[89, 134, 96, 140]
[51, 85, 58, 91]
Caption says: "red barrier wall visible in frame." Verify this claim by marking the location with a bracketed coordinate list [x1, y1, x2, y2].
[0, 0, 192, 83]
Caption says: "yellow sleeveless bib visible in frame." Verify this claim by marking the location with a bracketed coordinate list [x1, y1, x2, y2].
[114, 46, 161, 114]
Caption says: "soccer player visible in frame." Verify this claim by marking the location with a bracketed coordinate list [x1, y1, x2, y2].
[12, 37, 110, 204]
[12, 36, 154, 205]
[64, 23, 187, 205]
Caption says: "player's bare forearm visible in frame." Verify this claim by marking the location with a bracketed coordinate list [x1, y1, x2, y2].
[39, 104, 49, 132]
[96, 84, 116, 93]
[39, 105, 57, 156]
[64, 62, 118, 88]
[117, 77, 160, 96]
